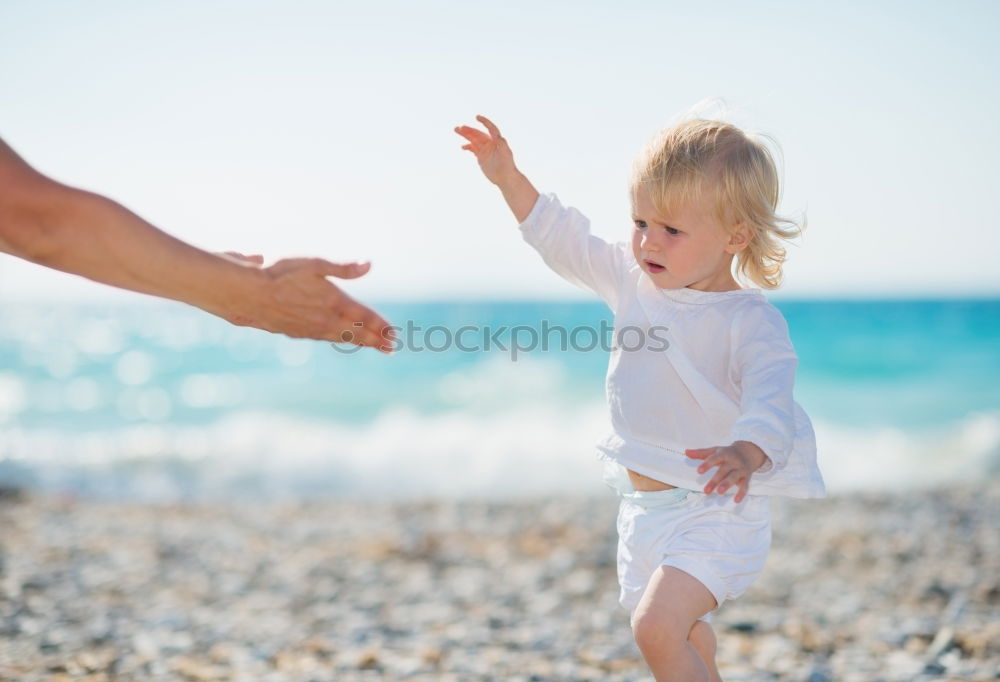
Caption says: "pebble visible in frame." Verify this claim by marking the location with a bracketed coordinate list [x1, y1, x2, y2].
[0, 480, 997, 681]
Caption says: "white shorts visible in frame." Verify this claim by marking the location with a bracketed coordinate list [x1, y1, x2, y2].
[609, 464, 771, 622]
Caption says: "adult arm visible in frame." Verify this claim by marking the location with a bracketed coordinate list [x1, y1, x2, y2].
[0, 138, 392, 350]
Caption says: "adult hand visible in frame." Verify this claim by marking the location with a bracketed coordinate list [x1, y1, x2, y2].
[0, 136, 393, 352]
[223, 257, 394, 352]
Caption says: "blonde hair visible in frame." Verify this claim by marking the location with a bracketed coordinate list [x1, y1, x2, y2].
[630, 117, 803, 289]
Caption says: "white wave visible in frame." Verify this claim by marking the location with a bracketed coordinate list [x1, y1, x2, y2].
[813, 410, 1000, 492]
[0, 405, 613, 501]
[2, 407, 998, 501]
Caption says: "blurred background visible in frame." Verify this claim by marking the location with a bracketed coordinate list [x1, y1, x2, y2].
[1, 0, 998, 501]
[3, 4, 999, 681]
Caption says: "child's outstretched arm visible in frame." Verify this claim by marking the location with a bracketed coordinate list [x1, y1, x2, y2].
[455, 115, 539, 223]
[456, 115, 628, 310]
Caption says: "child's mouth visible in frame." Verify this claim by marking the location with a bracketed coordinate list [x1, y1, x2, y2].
[645, 261, 665, 274]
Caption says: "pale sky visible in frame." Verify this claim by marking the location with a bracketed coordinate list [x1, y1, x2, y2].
[1, 0, 997, 303]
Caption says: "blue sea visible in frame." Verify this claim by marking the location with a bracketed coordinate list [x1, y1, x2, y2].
[1, 299, 998, 501]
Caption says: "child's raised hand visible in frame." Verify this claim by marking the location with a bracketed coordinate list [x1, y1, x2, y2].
[684, 442, 769, 504]
[454, 115, 518, 186]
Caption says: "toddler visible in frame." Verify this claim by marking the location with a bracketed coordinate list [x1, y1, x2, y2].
[455, 113, 825, 682]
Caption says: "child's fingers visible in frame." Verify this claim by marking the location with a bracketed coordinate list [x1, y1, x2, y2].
[454, 125, 487, 143]
[685, 447, 716, 461]
[714, 469, 742, 495]
[454, 126, 489, 145]
[691, 448, 724, 474]
[704, 466, 734, 494]
[476, 114, 503, 140]
[703, 466, 725, 493]
[461, 144, 474, 152]
[733, 480, 750, 504]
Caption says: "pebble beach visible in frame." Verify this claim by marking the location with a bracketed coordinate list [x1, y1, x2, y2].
[1, 481, 997, 682]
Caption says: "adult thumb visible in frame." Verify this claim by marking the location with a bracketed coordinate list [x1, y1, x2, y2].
[316, 260, 372, 279]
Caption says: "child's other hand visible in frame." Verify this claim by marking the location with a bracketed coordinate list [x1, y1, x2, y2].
[685, 441, 769, 503]
[454, 115, 518, 186]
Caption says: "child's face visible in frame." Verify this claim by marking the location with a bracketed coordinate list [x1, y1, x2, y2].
[631, 186, 744, 292]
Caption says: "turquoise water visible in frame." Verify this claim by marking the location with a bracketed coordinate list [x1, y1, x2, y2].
[1, 299, 998, 500]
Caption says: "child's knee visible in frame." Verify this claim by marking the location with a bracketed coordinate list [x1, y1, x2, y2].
[630, 607, 689, 653]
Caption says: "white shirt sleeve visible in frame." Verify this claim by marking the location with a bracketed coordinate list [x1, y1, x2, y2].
[518, 193, 628, 311]
[727, 303, 799, 472]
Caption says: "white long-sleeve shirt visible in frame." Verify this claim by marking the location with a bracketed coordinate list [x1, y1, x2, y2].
[520, 193, 826, 499]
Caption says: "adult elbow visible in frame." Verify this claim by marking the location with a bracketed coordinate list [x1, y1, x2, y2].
[0, 180, 75, 264]
[2, 222, 61, 264]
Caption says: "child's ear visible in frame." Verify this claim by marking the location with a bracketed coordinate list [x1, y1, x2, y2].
[726, 222, 751, 254]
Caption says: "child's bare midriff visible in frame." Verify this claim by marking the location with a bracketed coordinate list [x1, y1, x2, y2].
[627, 469, 678, 491]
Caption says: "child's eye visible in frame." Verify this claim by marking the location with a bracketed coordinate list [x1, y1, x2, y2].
[633, 220, 647, 230]
[665, 226, 680, 235]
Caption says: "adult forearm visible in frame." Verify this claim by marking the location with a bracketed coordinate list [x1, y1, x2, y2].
[0, 137, 392, 347]
[19, 183, 261, 320]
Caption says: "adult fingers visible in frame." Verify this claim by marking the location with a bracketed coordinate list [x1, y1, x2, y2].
[328, 322, 391, 353]
[328, 297, 394, 352]
[314, 271, 391, 347]
[330, 322, 389, 351]
[313, 259, 371, 280]
[257, 259, 392, 349]
[349, 305, 394, 346]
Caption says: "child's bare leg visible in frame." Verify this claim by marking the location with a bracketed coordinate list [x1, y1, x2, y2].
[631, 566, 717, 682]
[688, 620, 722, 682]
